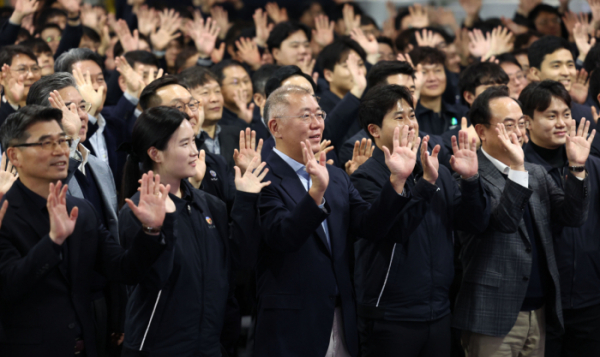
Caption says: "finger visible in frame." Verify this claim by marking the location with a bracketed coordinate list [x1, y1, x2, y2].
[588, 129, 597, 144]
[451, 134, 459, 154]
[250, 128, 255, 150]
[352, 140, 360, 159]
[301, 141, 308, 164]
[358, 138, 367, 155]
[234, 165, 241, 181]
[0, 199, 8, 222]
[431, 144, 441, 158]
[238, 130, 245, 150]
[319, 150, 327, 166]
[153, 172, 160, 196]
[69, 206, 79, 222]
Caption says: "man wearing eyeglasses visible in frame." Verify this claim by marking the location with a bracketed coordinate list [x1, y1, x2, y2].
[0, 104, 175, 357]
[0, 45, 42, 114]
[255, 85, 416, 356]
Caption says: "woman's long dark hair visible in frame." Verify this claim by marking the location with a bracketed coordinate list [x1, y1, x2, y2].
[119, 106, 189, 207]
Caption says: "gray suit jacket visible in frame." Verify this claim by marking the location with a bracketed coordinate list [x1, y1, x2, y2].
[452, 151, 590, 337]
[68, 153, 119, 243]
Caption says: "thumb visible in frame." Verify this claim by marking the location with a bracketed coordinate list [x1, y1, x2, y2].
[97, 85, 105, 97]
[199, 149, 205, 162]
[234, 166, 241, 180]
[382, 145, 391, 161]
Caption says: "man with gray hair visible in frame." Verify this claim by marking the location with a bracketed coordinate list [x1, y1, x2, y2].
[26, 73, 123, 355]
[55, 48, 138, 190]
[255, 85, 420, 356]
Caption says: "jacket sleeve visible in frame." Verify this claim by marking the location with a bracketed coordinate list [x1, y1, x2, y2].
[323, 93, 360, 150]
[0, 21, 21, 47]
[486, 178, 532, 234]
[0, 102, 17, 127]
[101, 201, 175, 285]
[452, 174, 490, 233]
[0, 231, 62, 302]
[259, 183, 330, 253]
[547, 169, 590, 227]
[54, 24, 83, 59]
[228, 191, 261, 270]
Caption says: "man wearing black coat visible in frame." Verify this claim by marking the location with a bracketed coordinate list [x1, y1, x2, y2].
[0, 105, 174, 357]
[351, 84, 490, 357]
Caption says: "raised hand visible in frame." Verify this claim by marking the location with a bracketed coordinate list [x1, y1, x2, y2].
[420, 135, 441, 184]
[565, 118, 596, 167]
[125, 171, 171, 231]
[115, 56, 145, 97]
[317, 139, 335, 159]
[346, 52, 367, 98]
[150, 9, 181, 51]
[312, 15, 335, 48]
[233, 128, 263, 174]
[430, 7, 459, 32]
[189, 150, 206, 189]
[459, 0, 482, 27]
[299, 57, 316, 77]
[253, 8, 273, 47]
[265, 2, 288, 24]
[495, 123, 525, 170]
[73, 67, 104, 116]
[407, 4, 430, 28]
[343, 4, 360, 35]
[518, 0, 542, 17]
[234, 156, 271, 193]
[450, 130, 479, 178]
[57, 0, 80, 17]
[236, 37, 262, 70]
[0, 153, 18, 195]
[483, 26, 514, 60]
[382, 126, 421, 187]
[345, 138, 374, 175]
[10, 0, 39, 24]
[500, 17, 529, 35]
[570, 69, 589, 104]
[112, 19, 140, 53]
[575, 22, 596, 62]
[301, 139, 329, 205]
[592, 106, 599, 125]
[232, 89, 255, 123]
[210, 6, 230, 40]
[468, 28, 491, 58]
[350, 28, 379, 64]
[48, 181, 79, 245]
[187, 14, 220, 58]
[137, 5, 159, 37]
[81, 4, 100, 31]
[48, 90, 81, 139]
[1, 64, 25, 107]
[211, 42, 226, 64]
[590, 0, 600, 28]
[415, 29, 438, 48]
[461, 117, 481, 147]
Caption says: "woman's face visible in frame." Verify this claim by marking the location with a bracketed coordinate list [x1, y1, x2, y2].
[154, 120, 198, 180]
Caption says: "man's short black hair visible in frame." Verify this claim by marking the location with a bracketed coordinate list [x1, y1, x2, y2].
[469, 85, 514, 126]
[173, 45, 198, 73]
[0, 105, 63, 149]
[459, 62, 509, 104]
[583, 42, 600, 73]
[177, 66, 219, 90]
[211, 59, 250, 86]
[360, 15, 379, 28]
[18, 38, 52, 55]
[394, 8, 410, 30]
[35, 8, 67, 31]
[366, 61, 415, 88]
[408, 46, 446, 66]
[496, 53, 522, 69]
[359, 84, 415, 141]
[266, 21, 311, 53]
[527, 35, 572, 69]
[264, 65, 316, 98]
[514, 30, 543, 50]
[394, 28, 418, 53]
[0, 45, 37, 68]
[528, 4, 560, 25]
[82, 26, 101, 43]
[590, 69, 600, 108]
[519, 80, 571, 118]
[253, 64, 279, 96]
[124, 50, 160, 69]
[139, 75, 186, 110]
[377, 36, 394, 50]
[316, 37, 367, 75]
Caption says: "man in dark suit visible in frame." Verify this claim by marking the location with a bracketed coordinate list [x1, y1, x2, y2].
[519, 80, 600, 357]
[0, 105, 174, 357]
[256, 85, 418, 356]
[453, 86, 593, 356]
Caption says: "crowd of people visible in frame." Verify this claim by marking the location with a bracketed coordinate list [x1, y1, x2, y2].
[0, 0, 599, 356]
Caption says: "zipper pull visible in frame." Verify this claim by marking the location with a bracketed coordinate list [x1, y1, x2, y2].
[187, 204, 191, 213]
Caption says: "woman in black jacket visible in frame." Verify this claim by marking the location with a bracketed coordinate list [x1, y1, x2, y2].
[119, 107, 269, 357]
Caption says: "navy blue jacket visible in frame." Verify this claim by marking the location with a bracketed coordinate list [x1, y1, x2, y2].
[351, 147, 489, 322]
[524, 143, 600, 310]
[120, 180, 260, 356]
[256, 151, 412, 357]
[416, 100, 469, 136]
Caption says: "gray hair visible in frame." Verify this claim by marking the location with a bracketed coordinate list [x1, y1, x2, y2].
[26, 72, 77, 107]
[264, 85, 312, 124]
[54, 48, 104, 73]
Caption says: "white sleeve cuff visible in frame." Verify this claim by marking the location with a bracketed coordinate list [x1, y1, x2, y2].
[508, 169, 529, 188]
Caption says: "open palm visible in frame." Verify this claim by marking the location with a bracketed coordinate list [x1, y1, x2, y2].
[450, 130, 479, 178]
[125, 171, 170, 228]
[383, 126, 420, 180]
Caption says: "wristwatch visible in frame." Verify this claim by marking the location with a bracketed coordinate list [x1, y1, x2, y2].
[568, 165, 585, 172]
[142, 225, 162, 234]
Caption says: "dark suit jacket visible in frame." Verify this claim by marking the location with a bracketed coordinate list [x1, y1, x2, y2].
[210, 124, 240, 169]
[453, 151, 590, 337]
[255, 151, 411, 357]
[0, 180, 175, 357]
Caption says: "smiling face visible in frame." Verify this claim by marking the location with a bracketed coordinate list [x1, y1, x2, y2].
[11, 54, 42, 100]
[190, 80, 224, 127]
[155, 84, 202, 135]
[528, 95, 572, 149]
[57, 86, 90, 141]
[325, 50, 366, 98]
[40, 27, 61, 54]
[269, 92, 324, 161]
[272, 30, 311, 67]
[221, 65, 253, 109]
[477, 96, 526, 163]
[9, 120, 69, 184]
[420, 62, 446, 98]
[368, 98, 418, 151]
[530, 49, 575, 91]
[151, 120, 198, 181]
[35, 51, 55, 76]
[534, 11, 562, 37]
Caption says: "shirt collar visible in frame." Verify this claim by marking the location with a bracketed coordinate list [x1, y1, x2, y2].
[88, 113, 106, 128]
[481, 147, 510, 175]
[273, 148, 306, 174]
